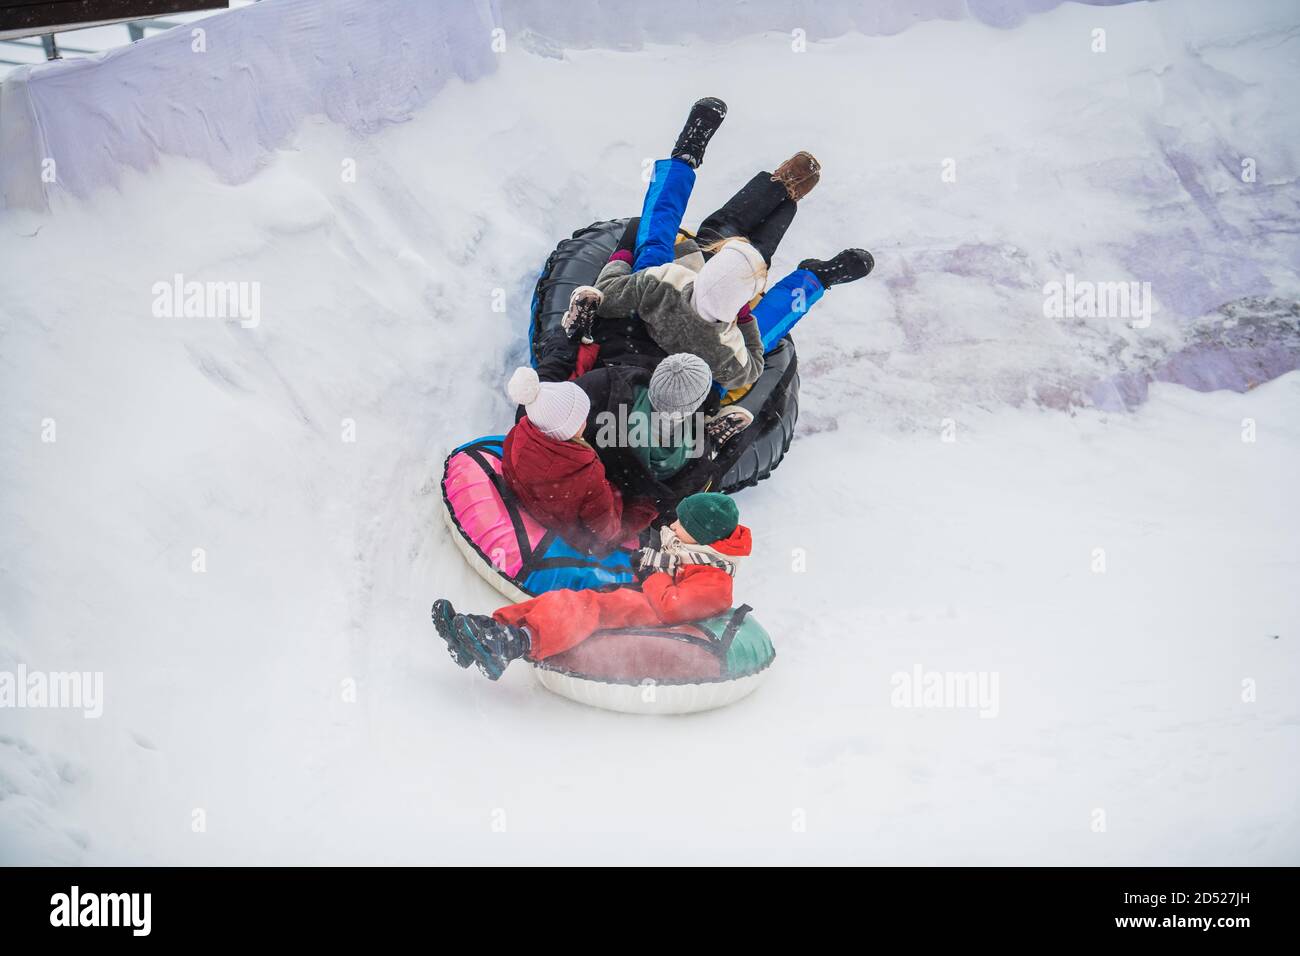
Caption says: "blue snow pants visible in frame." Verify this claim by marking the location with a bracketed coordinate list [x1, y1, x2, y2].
[634, 158, 696, 271]
[750, 269, 826, 352]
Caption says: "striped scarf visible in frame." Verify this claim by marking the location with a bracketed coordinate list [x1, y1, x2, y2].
[636, 525, 740, 578]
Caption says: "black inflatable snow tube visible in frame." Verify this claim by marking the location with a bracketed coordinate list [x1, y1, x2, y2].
[529, 218, 800, 494]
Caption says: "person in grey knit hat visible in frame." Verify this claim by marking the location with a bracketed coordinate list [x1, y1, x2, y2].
[648, 352, 755, 447]
[570, 351, 750, 508]
[648, 352, 714, 419]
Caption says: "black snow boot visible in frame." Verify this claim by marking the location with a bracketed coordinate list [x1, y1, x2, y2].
[449, 613, 530, 681]
[798, 249, 875, 287]
[671, 97, 728, 169]
[431, 599, 472, 668]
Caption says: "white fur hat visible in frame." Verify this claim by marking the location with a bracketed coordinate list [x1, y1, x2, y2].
[691, 240, 767, 323]
[507, 367, 590, 440]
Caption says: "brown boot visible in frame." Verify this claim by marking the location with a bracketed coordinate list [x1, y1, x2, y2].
[771, 151, 821, 202]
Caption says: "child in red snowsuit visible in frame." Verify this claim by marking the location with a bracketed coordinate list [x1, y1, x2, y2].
[501, 366, 656, 555]
[432, 493, 749, 680]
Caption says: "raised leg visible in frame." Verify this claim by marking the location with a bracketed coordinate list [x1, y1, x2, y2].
[695, 171, 788, 254]
[494, 586, 660, 660]
[749, 269, 826, 352]
[745, 198, 798, 266]
[633, 158, 697, 270]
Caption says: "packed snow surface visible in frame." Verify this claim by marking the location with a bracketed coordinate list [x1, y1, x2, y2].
[1, 0, 1296, 863]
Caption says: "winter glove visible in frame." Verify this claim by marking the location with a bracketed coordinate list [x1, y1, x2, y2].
[561, 285, 603, 343]
[704, 407, 755, 450]
[531, 326, 580, 384]
[633, 545, 679, 578]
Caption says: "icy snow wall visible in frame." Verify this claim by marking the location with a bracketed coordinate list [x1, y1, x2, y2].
[2, 0, 1143, 209]
[2, 0, 1297, 410]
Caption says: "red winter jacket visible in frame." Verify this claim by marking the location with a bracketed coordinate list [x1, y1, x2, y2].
[502, 416, 657, 556]
[494, 523, 753, 659]
[640, 524, 753, 624]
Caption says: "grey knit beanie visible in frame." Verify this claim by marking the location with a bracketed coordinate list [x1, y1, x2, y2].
[648, 353, 713, 418]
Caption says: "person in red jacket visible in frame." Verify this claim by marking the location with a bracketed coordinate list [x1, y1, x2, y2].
[432, 492, 749, 680]
[502, 366, 657, 555]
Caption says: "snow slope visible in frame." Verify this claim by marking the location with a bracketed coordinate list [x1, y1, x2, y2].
[1, 0, 1297, 864]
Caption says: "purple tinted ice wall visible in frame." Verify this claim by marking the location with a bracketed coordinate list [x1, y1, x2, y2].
[487, 0, 1135, 43]
[0, 0, 1142, 211]
[0, 0, 498, 209]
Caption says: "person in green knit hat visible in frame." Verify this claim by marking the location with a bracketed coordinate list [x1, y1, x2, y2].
[432, 492, 752, 680]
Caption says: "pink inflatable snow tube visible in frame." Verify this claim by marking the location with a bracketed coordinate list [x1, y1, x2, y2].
[441, 436, 641, 600]
[443, 444, 547, 578]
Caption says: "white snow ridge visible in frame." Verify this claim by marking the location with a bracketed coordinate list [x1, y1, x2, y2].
[0, 0, 1297, 865]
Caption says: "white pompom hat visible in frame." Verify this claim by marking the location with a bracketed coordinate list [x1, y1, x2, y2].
[507, 366, 591, 440]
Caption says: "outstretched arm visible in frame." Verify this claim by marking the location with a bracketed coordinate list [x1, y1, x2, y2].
[640, 567, 733, 624]
[532, 327, 579, 383]
[593, 257, 655, 317]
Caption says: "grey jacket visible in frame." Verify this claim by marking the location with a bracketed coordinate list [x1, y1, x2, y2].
[594, 241, 765, 391]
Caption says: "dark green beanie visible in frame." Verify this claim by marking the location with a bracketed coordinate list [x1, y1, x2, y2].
[676, 492, 739, 544]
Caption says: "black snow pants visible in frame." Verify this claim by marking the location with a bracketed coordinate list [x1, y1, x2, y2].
[695, 172, 795, 266]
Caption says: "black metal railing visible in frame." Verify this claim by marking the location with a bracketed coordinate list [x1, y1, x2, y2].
[0, 4, 247, 69]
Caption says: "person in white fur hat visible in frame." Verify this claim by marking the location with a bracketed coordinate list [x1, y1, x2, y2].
[576, 97, 873, 392]
[500, 366, 658, 555]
